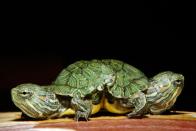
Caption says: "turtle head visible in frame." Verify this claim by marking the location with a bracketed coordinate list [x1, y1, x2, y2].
[11, 83, 62, 119]
[147, 71, 184, 114]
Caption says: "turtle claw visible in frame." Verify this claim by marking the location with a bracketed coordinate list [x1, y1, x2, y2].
[127, 112, 144, 119]
[74, 111, 90, 121]
[126, 92, 148, 119]
[71, 97, 92, 121]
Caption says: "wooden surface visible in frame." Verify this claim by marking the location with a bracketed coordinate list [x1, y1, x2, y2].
[0, 111, 196, 131]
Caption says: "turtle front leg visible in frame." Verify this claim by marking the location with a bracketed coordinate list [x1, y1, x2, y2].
[127, 92, 148, 118]
[71, 97, 92, 121]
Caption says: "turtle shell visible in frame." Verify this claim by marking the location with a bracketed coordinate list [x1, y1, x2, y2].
[52, 60, 114, 97]
[52, 59, 149, 99]
[101, 59, 149, 98]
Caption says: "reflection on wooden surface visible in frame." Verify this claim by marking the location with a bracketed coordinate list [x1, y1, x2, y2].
[0, 111, 196, 131]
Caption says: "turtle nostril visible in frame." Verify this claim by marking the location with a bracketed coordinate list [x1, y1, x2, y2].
[179, 74, 184, 80]
[11, 88, 18, 95]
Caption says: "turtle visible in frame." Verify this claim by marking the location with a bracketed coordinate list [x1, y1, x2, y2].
[11, 59, 184, 120]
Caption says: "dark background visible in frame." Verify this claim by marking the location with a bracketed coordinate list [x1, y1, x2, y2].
[0, 1, 194, 112]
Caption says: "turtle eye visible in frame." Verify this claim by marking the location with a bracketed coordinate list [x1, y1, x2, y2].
[20, 91, 32, 97]
[174, 79, 183, 86]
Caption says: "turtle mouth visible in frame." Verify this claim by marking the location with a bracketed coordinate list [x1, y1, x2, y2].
[12, 95, 41, 118]
[16, 101, 41, 118]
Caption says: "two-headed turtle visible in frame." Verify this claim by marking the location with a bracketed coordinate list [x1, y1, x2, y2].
[11, 59, 184, 120]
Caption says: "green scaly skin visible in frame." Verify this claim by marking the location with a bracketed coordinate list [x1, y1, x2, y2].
[11, 59, 184, 120]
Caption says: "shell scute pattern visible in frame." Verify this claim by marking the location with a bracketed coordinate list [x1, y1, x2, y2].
[101, 59, 149, 98]
[53, 59, 148, 99]
[53, 60, 115, 97]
